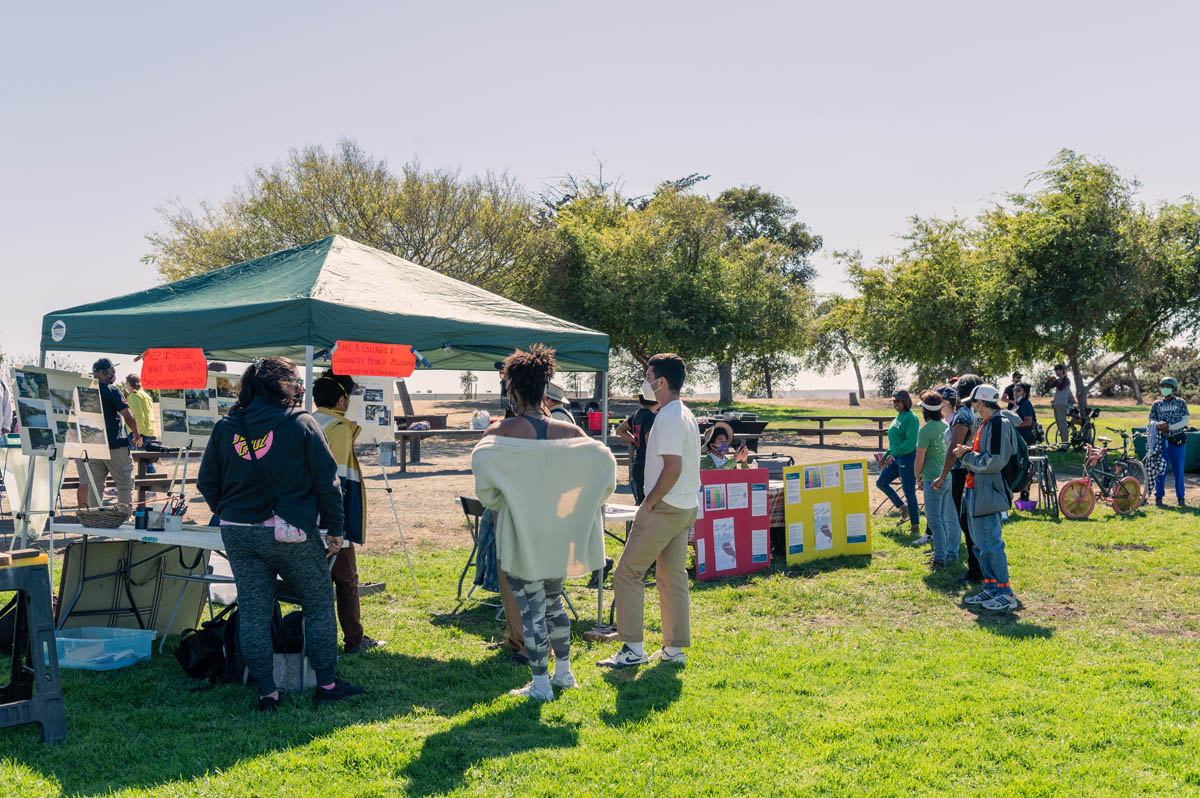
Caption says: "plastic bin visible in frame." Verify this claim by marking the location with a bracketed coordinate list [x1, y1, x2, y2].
[587, 411, 605, 432]
[55, 627, 156, 671]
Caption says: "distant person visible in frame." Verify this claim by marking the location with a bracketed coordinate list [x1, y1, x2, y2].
[952, 384, 1020, 613]
[123, 374, 158, 476]
[1149, 377, 1190, 508]
[312, 371, 386, 654]
[875, 390, 920, 536]
[197, 356, 363, 711]
[1010, 382, 1038, 502]
[1047, 364, 1073, 444]
[0, 375, 12, 434]
[914, 391, 957, 566]
[1001, 372, 1024, 410]
[472, 345, 615, 700]
[543, 382, 575, 425]
[699, 422, 750, 470]
[932, 374, 984, 585]
[599, 353, 701, 670]
[615, 394, 659, 504]
[75, 359, 142, 510]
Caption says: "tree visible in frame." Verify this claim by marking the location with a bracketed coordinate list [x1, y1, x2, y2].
[803, 293, 868, 398]
[143, 139, 540, 299]
[459, 370, 477, 399]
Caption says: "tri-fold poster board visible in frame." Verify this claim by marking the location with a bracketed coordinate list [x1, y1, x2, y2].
[10, 365, 111, 460]
[694, 468, 771, 581]
[782, 459, 872, 565]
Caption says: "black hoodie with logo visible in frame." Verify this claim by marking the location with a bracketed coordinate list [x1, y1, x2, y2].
[197, 398, 344, 536]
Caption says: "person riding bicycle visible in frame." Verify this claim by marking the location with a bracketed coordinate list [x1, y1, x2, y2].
[1148, 377, 1190, 508]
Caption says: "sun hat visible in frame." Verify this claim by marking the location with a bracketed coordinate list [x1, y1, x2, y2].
[702, 421, 735, 449]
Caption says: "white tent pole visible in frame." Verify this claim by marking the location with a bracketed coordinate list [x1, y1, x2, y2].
[39, 350, 46, 367]
[601, 370, 609, 445]
[304, 345, 314, 412]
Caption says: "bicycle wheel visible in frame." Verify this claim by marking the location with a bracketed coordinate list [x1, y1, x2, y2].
[1110, 476, 1142, 515]
[1047, 422, 1065, 447]
[1113, 458, 1147, 503]
[1042, 461, 1060, 519]
[1059, 478, 1097, 519]
[1081, 423, 1096, 450]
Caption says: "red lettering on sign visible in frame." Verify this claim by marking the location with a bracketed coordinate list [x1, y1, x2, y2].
[331, 341, 416, 378]
[140, 348, 209, 389]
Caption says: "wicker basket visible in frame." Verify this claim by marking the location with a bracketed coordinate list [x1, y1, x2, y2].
[77, 505, 132, 529]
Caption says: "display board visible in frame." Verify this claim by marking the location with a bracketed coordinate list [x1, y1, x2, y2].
[157, 371, 241, 450]
[782, 459, 872, 565]
[10, 365, 109, 460]
[347, 376, 395, 445]
[693, 467, 771, 581]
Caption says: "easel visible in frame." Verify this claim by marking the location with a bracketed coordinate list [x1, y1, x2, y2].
[12, 449, 70, 587]
[370, 441, 419, 593]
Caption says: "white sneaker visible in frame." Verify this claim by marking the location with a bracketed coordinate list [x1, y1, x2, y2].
[913, 535, 932, 546]
[550, 671, 576, 689]
[596, 644, 649, 669]
[509, 681, 554, 701]
[962, 590, 993, 606]
[652, 648, 686, 666]
[980, 593, 1019, 613]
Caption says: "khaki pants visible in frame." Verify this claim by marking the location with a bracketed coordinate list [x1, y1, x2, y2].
[1052, 404, 1069, 443]
[498, 570, 526, 655]
[613, 501, 698, 648]
[77, 446, 134, 508]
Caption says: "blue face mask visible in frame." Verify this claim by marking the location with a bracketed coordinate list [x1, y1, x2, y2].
[1161, 387, 1173, 397]
[713, 443, 729, 456]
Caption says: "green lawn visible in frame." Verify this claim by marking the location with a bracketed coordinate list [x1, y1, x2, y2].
[4, 505, 1200, 796]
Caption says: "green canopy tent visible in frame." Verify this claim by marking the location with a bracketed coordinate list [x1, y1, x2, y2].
[39, 235, 611, 420]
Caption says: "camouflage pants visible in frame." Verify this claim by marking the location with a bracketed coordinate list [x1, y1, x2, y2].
[502, 572, 570, 677]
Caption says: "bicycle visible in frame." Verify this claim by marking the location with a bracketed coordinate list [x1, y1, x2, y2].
[1104, 427, 1148, 504]
[1047, 405, 1100, 451]
[1027, 444, 1059, 519]
[1057, 438, 1143, 519]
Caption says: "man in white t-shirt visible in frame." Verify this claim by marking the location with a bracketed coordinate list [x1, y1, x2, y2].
[599, 353, 701, 669]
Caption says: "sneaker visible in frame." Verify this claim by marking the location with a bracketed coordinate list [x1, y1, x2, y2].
[596, 644, 649, 669]
[651, 648, 686, 665]
[1179, 498, 1188, 508]
[1156, 497, 1165, 508]
[980, 593, 1019, 613]
[928, 560, 946, 569]
[587, 557, 615, 588]
[509, 681, 555, 701]
[257, 693, 280, 713]
[344, 636, 387, 654]
[963, 590, 993, 606]
[913, 535, 932, 546]
[313, 678, 365, 706]
[549, 671, 577, 689]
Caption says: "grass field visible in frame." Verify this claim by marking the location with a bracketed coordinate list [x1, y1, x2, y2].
[4, 505, 1200, 796]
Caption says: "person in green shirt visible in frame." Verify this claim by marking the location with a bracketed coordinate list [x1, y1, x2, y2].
[699, 422, 751, 470]
[875, 390, 920, 533]
[123, 374, 158, 475]
[914, 390, 960, 566]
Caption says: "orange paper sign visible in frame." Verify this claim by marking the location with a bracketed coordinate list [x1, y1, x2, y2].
[331, 341, 416, 378]
[140, 348, 209, 389]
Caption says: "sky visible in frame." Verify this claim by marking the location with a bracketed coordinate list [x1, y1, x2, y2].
[3, 1, 1198, 395]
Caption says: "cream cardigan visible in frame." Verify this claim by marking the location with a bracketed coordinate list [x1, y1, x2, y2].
[471, 435, 616, 581]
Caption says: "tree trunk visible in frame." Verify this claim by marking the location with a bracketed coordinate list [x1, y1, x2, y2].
[718, 360, 734, 406]
[592, 372, 604, 400]
[1128, 365, 1142, 404]
[763, 360, 774, 399]
[848, 352, 866, 399]
[1069, 354, 1087, 412]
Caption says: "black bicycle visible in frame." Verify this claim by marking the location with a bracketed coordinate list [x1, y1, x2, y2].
[1047, 406, 1100, 451]
[1104, 427, 1148, 504]
[1028, 444, 1060, 519]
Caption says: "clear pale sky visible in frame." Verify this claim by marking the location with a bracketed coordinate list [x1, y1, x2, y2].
[3, 2, 1197, 394]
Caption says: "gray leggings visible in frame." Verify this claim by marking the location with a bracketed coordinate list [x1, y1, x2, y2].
[221, 525, 337, 694]
[503, 572, 570, 677]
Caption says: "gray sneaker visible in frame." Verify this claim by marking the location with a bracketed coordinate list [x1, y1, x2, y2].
[980, 593, 1019, 613]
[597, 644, 649, 669]
[963, 590, 993, 606]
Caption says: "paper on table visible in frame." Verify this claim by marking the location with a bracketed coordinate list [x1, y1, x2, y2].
[846, 512, 868, 544]
[785, 472, 802, 505]
[813, 502, 833, 551]
[751, 483, 768, 516]
[727, 482, 749, 510]
[713, 517, 736, 571]
[822, 463, 841, 489]
[752, 528, 768, 563]
[787, 521, 804, 555]
[842, 462, 865, 493]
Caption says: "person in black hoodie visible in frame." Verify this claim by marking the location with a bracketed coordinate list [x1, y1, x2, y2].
[198, 356, 364, 711]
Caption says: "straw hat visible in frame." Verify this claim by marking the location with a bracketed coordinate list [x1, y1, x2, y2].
[702, 421, 735, 449]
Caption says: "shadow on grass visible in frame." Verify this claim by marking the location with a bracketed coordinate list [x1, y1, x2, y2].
[966, 609, 1054, 639]
[402, 700, 578, 796]
[8, 649, 523, 797]
[599, 659, 683, 726]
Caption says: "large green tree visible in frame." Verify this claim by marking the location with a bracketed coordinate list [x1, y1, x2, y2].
[802, 293, 868, 399]
[143, 139, 540, 298]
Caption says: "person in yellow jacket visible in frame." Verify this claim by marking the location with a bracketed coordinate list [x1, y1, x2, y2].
[313, 371, 385, 654]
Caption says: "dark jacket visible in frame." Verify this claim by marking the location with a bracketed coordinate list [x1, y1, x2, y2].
[197, 399, 345, 536]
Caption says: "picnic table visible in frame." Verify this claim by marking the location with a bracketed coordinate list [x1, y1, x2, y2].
[773, 415, 895, 448]
[60, 450, 200, 507]
[394, 428, 488, 472]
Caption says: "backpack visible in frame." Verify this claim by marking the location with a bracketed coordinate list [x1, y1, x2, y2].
[992, 414, 1031, 493]
[174, 602, 284, 685]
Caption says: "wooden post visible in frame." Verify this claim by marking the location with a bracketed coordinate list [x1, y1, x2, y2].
[818, 418, 825, 447]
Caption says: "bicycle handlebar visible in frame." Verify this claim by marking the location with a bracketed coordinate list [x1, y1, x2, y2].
[1105, 427, 1129, 436]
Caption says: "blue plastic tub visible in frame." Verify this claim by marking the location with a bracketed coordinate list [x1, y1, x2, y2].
[55, 627, 156, 670]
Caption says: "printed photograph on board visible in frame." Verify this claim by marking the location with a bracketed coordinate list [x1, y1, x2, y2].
[184, 390, 210, 411]
[78, 422, 107, 445]
[364, 404, 387, 422]
[18, 398, 51, 429]
[161, 409, 188, 433]
[77, 387, 102, 414]
[27, 427, 56, 452]
[363, 388, 384, 403]
[158, 389, 183, 400]
[215, 376, 239, 399]
[49, 388, 75, 415]
[217, 397, 236, 415]
[54, 420, 80, 444]
[14, 370, 49, 400]
[187, 414, 215, 437]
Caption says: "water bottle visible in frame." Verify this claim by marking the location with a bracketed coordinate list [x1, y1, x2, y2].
[134, 505, 148, 530]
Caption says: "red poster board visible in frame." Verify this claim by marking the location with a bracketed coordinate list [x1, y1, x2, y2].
[693, 468, 771, 581]
[331, 341, 415, 378]
[139, 348, 208, 389]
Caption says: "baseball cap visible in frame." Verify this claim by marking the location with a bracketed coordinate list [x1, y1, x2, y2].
[970, 384, 1001, 404]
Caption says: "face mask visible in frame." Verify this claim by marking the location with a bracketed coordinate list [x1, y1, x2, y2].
[641, 379, 657, 401]
[1161, 387, 1173, 397]
[713, 443, 729, 455]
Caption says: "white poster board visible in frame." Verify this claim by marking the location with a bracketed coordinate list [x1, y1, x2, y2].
[157, 371, 239, 450]
[347, 376, 395, 444]
[11, 365, 109, 460]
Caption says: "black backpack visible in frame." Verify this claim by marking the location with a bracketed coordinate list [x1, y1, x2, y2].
[174, 602, 285, 684]
[992, 415, 1031, 493]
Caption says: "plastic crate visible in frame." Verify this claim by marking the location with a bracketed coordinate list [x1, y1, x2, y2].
[55, 627, 156, 671]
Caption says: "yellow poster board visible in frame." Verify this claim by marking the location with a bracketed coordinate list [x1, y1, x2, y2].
[782, 459, 872, 565]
